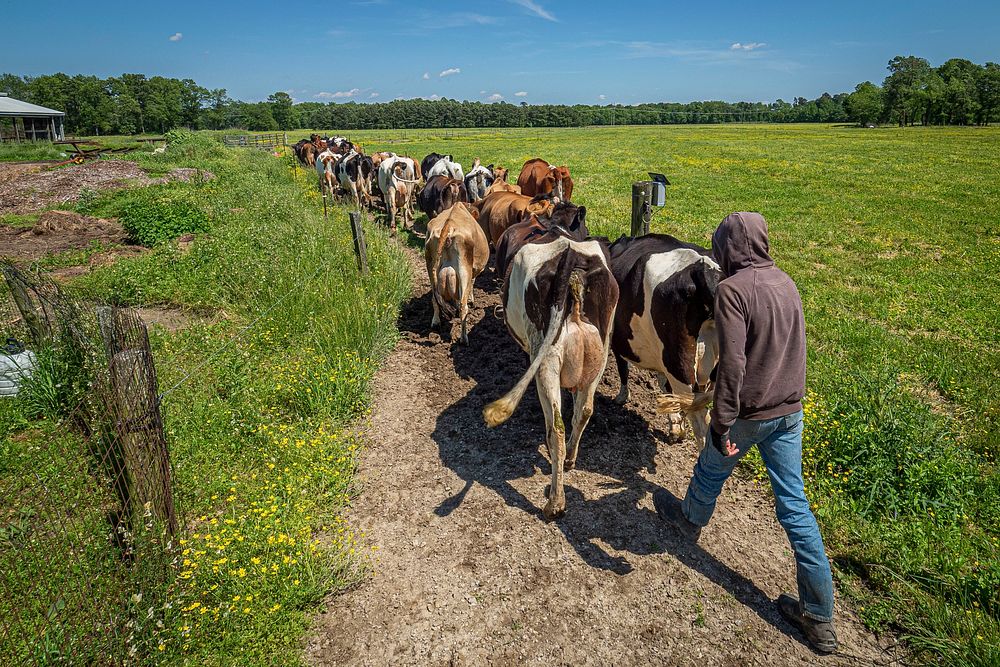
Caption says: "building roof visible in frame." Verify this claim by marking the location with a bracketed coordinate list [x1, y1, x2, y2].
[0, 93, 65, 117]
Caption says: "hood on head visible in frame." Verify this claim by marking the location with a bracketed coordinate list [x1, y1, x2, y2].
[712, 212, 774, 277]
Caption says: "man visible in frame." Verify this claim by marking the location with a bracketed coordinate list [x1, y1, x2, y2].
[654, 212, 838, 654]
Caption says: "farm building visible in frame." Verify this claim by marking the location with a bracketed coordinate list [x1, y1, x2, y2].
[0, 93, 65, 142]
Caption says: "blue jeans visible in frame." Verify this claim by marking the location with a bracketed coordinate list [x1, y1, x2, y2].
[682, 410, 834, 622]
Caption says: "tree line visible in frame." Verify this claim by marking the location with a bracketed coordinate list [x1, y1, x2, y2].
[2, 56, 997, 136]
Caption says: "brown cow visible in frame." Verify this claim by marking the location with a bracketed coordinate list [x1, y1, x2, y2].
[485, 179, 521, 196]
[476, 191, 556, 248]
[425, 204, 490, 344]
[494, 202, 589, 279]
[517, 158, 574, 201]
[418, 175, 469, 219]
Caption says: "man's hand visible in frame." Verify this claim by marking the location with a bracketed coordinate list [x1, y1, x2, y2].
[709, 427, 739, 458]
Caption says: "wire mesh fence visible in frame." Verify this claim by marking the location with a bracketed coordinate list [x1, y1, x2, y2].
[1, 263, 180, 664]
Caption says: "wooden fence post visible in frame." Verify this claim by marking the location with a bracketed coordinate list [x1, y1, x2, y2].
[631, 181, 653, 237]
[349, 212, 370, 276]
[97, 307, 178, 536]
[2, 264, 51, 344]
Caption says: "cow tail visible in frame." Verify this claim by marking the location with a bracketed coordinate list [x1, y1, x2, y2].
[483, 253, 579, 428]
[432, 220, 458, 319]
[657, 390, 713, 414]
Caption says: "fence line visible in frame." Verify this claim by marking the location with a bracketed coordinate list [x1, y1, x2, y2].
[1, 264, 179, 662]
[222, 132, 287, 150]
[1, 198, 375, 661]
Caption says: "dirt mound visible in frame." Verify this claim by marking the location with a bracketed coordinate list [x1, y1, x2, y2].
[0, 160, 216, 215]
[0, 210, 128, 262]
[0, 162, 51, 184]
[306, 249, 896, 666]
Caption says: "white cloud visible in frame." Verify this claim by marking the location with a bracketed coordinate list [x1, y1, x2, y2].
[369, 92, 380, 98]
[428, 94, 441, 101]
[731, 42, 766, 50]
[439, 67, 461, 77]
[314, 88, 361, 99]
[508, 0, 556, 21]
[168, 32, 183, 42]
[430, 12, 497, 28]
[487, 93, 504, 102]
[598, 94, 607, 100]
[514, 91, 528, 97]
[422, 72, 430, 80]
[479, 90, 487, 94]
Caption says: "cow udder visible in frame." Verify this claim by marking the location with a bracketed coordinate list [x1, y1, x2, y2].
[559, 318, 604, 391]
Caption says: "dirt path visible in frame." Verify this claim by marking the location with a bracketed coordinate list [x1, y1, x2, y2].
[307, 248, 893, 666]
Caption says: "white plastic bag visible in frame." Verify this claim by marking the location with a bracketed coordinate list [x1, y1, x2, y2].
[0, 350, 37, 397]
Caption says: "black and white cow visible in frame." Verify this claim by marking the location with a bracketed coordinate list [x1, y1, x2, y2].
[608, 233, 722, 447]
[335, 151, 376, 209]
[421, 152, 450, 180]
[484, 230, 618, 520]
[427, 156, 464, 181]
[463, 158, 495, 202]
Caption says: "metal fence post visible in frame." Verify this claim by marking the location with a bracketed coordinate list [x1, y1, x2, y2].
[349, 211, 370, 276]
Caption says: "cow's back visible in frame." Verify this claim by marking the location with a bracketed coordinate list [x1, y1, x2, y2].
[517, 159, 550, 197]
[610, 235, 720, 383]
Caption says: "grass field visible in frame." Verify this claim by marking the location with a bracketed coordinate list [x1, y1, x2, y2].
[2, 124, 998, 664]
[293, 123, 1000, 663]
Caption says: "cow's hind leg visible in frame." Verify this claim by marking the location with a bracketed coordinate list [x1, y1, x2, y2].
[428, 264, 441, 329]
[660, 372, 688, 440]
[566, 373, 600, 472]
[458, 263, 472, 344]
[536, 357, 566, 520]
[613, 352, 630, 405]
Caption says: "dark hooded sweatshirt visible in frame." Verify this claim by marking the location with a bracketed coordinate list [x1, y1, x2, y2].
[710, 212, 805, 436]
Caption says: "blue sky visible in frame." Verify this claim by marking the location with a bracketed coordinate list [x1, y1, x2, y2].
[3, 0, 999, 104]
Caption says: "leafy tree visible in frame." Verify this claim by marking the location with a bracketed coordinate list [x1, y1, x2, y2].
[238, 103, 278, 131]
[845, 82, 884, 126]
[976, 62, 1000, 125]
[884, 55, 933, 125]
[267, 92, 297, 130]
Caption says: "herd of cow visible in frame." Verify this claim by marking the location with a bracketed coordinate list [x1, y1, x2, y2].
[295, 135, 722, 522]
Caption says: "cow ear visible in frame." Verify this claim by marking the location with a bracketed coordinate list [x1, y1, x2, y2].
[487, 164, 494, 171]
[467, 205, 480, 221]
[575, 206, 587, 226]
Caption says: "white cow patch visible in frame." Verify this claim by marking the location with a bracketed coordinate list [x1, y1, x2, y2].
[626, 248, 714, 376]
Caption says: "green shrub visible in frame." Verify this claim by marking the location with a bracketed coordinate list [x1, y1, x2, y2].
[119, 190, 210, 246]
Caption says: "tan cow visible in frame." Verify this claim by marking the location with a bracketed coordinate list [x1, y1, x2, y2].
[476, 190, 556, 248]
[425, 204, 490, 344]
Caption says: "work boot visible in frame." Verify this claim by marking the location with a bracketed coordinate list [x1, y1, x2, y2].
[777, 593, 838, 654]
[652, 489, 701, 542]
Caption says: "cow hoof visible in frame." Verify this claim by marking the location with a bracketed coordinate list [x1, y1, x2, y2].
[543, 500, 566, 521]
[564, 458, 576, 471]
[613, 392, 628, 406]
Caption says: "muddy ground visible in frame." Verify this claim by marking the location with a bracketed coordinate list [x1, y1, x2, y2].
[306, 248, 897, 666]
[0, 210, 133, 263]
[0, 160, 214, 215]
